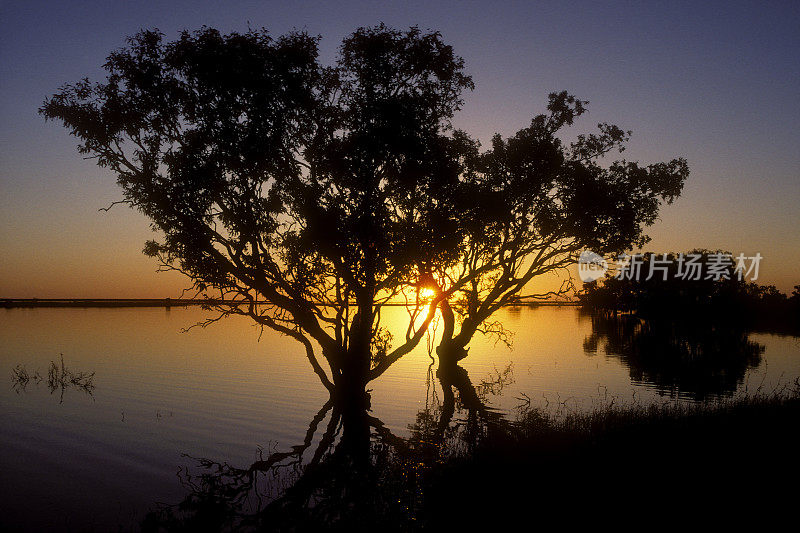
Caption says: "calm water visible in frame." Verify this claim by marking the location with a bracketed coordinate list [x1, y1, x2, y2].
[1, 306, 798, 530]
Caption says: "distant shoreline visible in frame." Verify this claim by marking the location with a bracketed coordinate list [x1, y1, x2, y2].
[2, 298, 211, 308]
[2, 298, 578, 308]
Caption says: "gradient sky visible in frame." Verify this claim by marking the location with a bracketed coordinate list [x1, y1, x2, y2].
[1, 0, 798, 298]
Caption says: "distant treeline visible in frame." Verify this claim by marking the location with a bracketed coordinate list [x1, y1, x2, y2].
[578, 250, 800, 334]
[1, 298, 224, 308]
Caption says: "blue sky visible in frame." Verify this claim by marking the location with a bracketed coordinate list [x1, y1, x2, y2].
[1, 0, 798, 296]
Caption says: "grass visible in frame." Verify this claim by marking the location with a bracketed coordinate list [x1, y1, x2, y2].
[420, 382, 800, 527]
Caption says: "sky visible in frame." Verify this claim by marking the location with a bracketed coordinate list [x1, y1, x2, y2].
[1, 0, 798, 298]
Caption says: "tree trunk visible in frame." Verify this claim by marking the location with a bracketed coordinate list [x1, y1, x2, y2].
[436, 340, 469, 367]
[331, 345, 372, 410]
[436, 360, 484, 414]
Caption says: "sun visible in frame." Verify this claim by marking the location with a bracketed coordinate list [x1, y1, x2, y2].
[419, 287, 436, 299]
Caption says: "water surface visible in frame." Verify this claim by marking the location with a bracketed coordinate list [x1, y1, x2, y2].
[1, 306, 798, 530]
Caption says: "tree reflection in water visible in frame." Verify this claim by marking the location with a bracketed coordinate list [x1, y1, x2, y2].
[582, 311, 765, 400]
[143, 362, 512, 532]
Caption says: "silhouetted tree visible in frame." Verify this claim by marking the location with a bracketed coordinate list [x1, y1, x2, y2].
[41, 24, 691, 397]
[425, 92, 689, 365]
[41, 25, 479, 406]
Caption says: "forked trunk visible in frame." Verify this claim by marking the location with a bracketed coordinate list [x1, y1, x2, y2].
[436, 340, 469, 367]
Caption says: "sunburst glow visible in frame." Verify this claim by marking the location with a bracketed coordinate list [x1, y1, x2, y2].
[419, 287, 436, 299]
